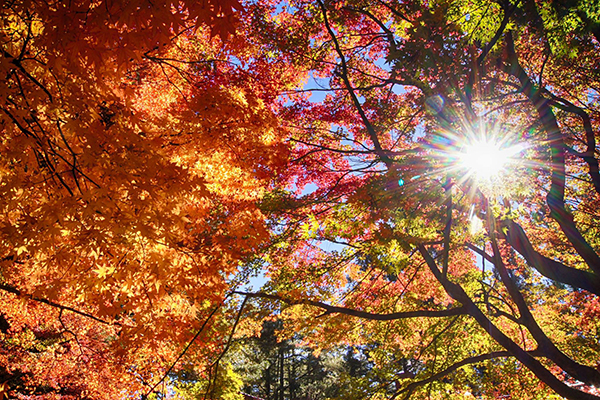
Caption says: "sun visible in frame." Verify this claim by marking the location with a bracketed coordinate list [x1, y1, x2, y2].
[459, 139, 524, 180]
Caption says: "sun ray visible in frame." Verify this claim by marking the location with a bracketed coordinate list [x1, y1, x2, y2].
[459, 138, 526, 181]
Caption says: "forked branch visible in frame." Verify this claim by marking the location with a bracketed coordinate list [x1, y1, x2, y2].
[417, 244, 600, 400]
[392, 349, 543, 400]
[503, 31, 600, 275]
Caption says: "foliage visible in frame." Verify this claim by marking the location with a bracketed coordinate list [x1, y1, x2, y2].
[2, 0, 600, 399]
[0, 0, 298, 398]
[172, 364, 244, 400]
[238, 0, 600, 399]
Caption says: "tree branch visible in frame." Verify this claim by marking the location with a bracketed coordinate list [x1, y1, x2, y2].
[477, 0, 520, 66]
[501, 220, 600, 296]
[546, 94, 600, 195]
[207, 296, 248, 399]
[142, 301, 223, 400]
[503, 31, 600, 275]
[487, 213, 600, 386]
[417, 244, 600, 400]
[393, 349, 543, 399]
[234, 291, 467, 321]
[0, 283, 113, 326]
[317, 0, 393, 168]
[1, 48, 53, 102]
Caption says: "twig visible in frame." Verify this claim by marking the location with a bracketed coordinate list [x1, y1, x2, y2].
[141, 301, 223, 400]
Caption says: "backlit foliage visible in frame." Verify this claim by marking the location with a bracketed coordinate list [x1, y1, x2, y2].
[0, 0, 298, 397]
[2, 0, 600, 399]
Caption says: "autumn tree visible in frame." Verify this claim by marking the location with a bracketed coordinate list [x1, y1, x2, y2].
[0, 0, 304, 398]
[3, 0, 600, 399]
[233, 0, 600, 399]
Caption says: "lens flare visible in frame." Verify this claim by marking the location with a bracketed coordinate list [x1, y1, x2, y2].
[459, 139, 524, 180]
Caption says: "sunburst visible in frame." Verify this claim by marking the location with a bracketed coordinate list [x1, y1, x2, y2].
[458, 138, 525, 181]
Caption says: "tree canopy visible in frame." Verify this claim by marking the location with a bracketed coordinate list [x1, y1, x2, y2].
[1, 0, 600, 399]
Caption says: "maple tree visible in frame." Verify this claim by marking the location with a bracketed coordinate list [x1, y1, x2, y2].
[234, 0, 600, 399]
[2, 0, 600, 399]
[0, 0, 300, 398]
